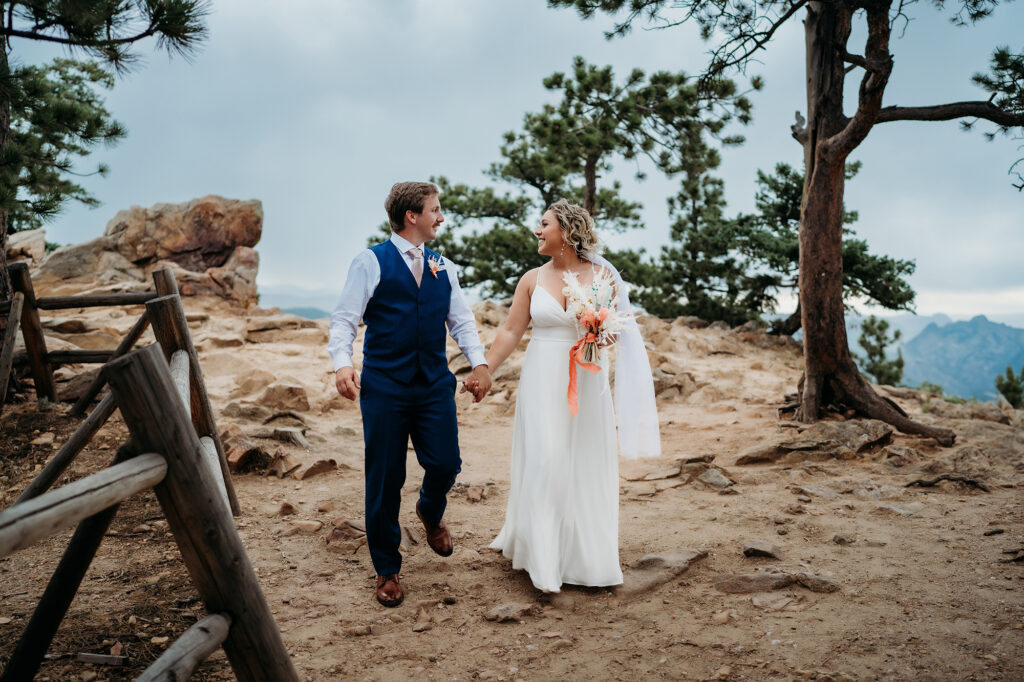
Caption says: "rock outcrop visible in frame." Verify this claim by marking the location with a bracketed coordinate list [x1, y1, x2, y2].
[34, 195, 262, 306]
[6, 229, 47, 265]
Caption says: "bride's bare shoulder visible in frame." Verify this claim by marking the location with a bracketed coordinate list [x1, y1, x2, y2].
[519, 267, 541, 292]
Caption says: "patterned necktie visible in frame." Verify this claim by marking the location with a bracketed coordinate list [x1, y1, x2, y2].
[409, 246, 424, 287]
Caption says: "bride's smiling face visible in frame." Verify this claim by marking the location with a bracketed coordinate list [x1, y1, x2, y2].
[535, 210, 565, 256]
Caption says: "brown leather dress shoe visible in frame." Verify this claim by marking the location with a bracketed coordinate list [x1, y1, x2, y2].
[375, 574, 403, 607]
[416, 502, 453, 557]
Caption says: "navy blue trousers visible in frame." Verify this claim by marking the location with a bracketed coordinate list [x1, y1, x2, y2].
[359, 366, 461, 576]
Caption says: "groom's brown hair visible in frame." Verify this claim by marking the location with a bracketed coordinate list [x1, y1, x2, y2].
[385, 181, 439, 232]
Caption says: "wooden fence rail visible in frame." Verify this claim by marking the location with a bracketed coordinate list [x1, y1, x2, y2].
[0, 453, 167, 558]
[0, 344, 296, 681]
[136, 613, 232, 682]
[34, 291, 158, 310]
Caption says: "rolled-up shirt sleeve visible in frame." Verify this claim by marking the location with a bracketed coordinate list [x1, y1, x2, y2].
[444, 258, 487, 368]
[328, 250, 379, 371]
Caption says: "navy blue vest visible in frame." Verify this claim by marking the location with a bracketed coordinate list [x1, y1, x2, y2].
[362, 241, 452, 384]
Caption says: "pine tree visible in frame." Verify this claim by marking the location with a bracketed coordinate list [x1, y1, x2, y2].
[855, 316, 904, 386]
[551, 0, 1023, 444]
[431, 56, 751, 298]
[5, 58, 125, 235]
[0, 0, 209, 299]
[995, 365, 1024, 408]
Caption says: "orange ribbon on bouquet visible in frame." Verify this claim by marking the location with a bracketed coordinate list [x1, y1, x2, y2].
[567, 332, 601, 415]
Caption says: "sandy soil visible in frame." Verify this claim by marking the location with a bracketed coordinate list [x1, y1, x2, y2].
[1, 296, 1022, 681]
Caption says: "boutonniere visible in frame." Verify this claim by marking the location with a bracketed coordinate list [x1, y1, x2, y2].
[427, 255, 447, 278]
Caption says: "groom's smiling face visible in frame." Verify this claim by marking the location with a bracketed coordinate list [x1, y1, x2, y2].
[405, 194, 445, 244]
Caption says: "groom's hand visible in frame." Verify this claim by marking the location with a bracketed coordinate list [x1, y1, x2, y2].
[335, 367, 360, 400]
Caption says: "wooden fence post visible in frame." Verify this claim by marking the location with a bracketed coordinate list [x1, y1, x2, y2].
[152, 267, 179, 297]
[9, 263, 56, 403]
[146, 294, 240, 516]
[1, 292, 24, 410]
[103, 345, 297, 682]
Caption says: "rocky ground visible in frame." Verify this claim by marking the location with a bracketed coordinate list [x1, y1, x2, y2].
[1, 292, 1023, 681]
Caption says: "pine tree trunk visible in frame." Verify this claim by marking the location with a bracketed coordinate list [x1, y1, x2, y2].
[797, 1, 954, 445]
[0, 33, 12, 302]
[583, 155, 597, 215]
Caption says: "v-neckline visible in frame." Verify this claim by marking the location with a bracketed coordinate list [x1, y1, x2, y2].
[535, 284, 573, 314]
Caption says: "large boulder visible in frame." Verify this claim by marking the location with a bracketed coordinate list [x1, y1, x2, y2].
[35, 195, 262, 306]
[6, 229, 47, 264]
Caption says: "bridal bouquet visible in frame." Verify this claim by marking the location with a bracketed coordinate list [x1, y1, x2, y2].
[562, 270, 627, 414]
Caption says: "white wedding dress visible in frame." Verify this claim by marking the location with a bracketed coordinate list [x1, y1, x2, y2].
[489, 283, 623, 593]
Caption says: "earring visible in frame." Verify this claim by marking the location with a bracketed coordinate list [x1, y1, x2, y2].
[559, 241, 565, 257]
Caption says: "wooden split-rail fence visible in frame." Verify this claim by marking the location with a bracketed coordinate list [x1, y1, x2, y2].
[0, 266, 297, 680]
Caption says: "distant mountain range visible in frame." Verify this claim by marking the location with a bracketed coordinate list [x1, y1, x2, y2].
[845, 313, 1024, 400]
[258, 284, 336, 320]
[900, 316, 1024, 401]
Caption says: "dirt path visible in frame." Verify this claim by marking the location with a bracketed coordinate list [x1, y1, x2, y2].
[1, 300, 1022, 681]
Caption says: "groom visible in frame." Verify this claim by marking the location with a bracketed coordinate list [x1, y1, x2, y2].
[329, 181, 491, 607]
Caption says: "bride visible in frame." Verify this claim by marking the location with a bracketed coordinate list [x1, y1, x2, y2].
[483, 199, 660, 593]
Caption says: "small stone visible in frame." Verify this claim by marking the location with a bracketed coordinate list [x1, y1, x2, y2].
[30, 432, 55, 446]
[712, 610, 731, 624]
[698, 468, 734, 490]
[715, 665, 732, 679]
[278, 501, 296, 516]
[283, 519, 323, 536]
[484, 603, 534, 623]
[466, 486, 484, 503]
[743, 541, 781, 559]
[832, 534, 855, 545]
[292, 458, 337, 480]
[983, 528, 1005, 536]
[150, 636, 169, 645]
[873, 502, 924, 517]
[132, 524, 153, 534]
[344, 625, 372, 636]
[412, 622, 433, 632]
[796, 495, 812, 503]
[776, 528, 788, 536]
[317, 500, 337, 513]
[714, 572, 794, 594]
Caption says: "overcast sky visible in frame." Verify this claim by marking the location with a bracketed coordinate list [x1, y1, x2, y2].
[17, 0, 1024, 318]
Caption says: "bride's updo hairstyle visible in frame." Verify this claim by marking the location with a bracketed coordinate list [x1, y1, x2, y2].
[548, 199, 597, 255]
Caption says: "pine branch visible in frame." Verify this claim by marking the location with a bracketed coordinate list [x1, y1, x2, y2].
[876, 101, 1024, 127]
[0, 24, 159, 48]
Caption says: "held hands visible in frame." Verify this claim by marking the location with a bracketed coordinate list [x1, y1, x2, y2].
[460, 364, 492, 403]
[335, 366, 361, 400]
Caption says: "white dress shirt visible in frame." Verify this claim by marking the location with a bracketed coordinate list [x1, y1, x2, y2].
[328, 232, 487, 372]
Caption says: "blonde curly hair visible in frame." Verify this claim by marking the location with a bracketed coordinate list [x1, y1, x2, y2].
[547, 199, 597, 255]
